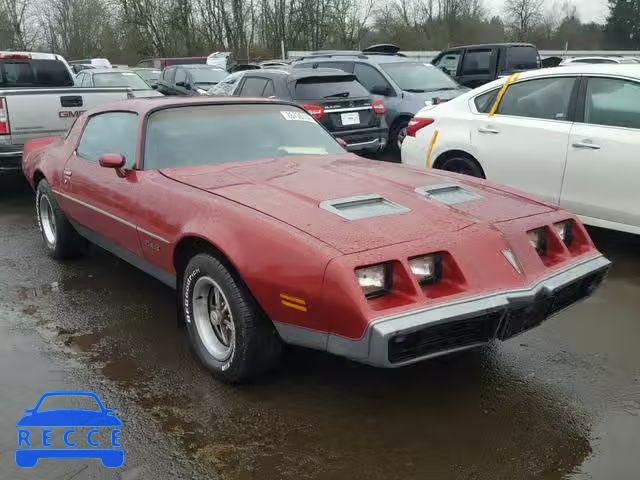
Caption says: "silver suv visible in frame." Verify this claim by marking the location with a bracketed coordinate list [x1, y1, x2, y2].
[292, 44, 468, 153]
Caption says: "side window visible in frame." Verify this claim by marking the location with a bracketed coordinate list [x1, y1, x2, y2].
[162, 68, 175, 82]
[74, 73, 84, 86]
[174, 68, 187, 85]
[353, 63, 391, 93]
[262, 79, 275, 97]
[584, 77, 640, 129]
[77, 113, 139, 169]
[238, 77, 268, 96]
[474, 88, 499, 113]
[81, 73, 92, 87]
[497, 77, 576, 121]
[434, 52, 461, 76]
[461, 49, 492, 76]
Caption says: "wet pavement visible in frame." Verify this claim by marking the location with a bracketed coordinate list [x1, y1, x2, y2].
[1, 186, 639, 479]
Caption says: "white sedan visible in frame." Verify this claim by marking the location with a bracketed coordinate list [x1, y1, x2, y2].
[401, 64, 640, 235]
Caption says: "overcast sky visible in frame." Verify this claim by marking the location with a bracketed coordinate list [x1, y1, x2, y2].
[487, 0, 609, 23]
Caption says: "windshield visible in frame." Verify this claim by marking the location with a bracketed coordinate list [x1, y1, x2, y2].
[0, 59, 73, 87]
[380, 62, 459, 92]
[144, 104, 344, 169]
[93, 72, 150, 89]
[135, 69, 161, 83]
[188, 68, 228, 85]
[294, 77, 369, 99]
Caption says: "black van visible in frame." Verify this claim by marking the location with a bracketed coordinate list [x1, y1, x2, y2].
[431, 43, 541, 89]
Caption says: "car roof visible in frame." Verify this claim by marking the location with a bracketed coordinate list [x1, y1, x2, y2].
[0, 51, 65, 61]
[294, 53, 421, 65]
[174, 64, 225, 70]
[519, 63, 640, 78]
[86, 96, 300, 117]
[244, 67, 352, 80]
[445, 42, 536, 50]
[88, 68, 136, 74]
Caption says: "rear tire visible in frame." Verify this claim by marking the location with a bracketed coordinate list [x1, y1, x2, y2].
[439, 156, 485, 178]
[35, 180, 87, 259]
[182, 253, 282, 383]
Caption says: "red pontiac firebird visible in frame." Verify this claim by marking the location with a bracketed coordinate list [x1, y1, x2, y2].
[22, 97, 610, 383]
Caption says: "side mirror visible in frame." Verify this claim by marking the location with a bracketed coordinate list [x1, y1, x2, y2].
[370, 85, 391, 96]
[175, 81, 186, 88]
[99, 153, 126, 169]
[184, 83, 192, 90]
[151, 83, 158, 89]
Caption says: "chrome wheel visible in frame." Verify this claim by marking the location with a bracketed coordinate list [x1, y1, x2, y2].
[38, 194, 56, 246]
[396, 126, 407, 150]
[192, 276, 235, 361]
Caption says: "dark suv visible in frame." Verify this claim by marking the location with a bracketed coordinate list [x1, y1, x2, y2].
[431, 43, 541, 89]
[233, 68, 388, 155]
[156, 65, 228, 96]
[292, 44, 466, 152]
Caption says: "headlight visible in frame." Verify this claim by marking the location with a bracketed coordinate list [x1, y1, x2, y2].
[553, 221, 573, 247]
[408, 254, 441, 285]
[355, 264, 390, 298]
[527, 228, 548, 257]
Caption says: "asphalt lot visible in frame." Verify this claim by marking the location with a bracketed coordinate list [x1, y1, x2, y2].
[1, 181, 639, 480]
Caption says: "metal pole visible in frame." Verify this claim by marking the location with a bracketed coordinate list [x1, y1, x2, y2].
[281, 40, 285, 60]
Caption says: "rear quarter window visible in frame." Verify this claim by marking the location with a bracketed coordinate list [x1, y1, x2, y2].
[0, 59, 73, 87]
[505, 47, 539, 72]
[294, 77, 369, 100]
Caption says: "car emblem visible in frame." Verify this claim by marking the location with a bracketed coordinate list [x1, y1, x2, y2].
[502, 249, 522, 275]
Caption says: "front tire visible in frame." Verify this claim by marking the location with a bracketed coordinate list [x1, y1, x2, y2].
[389, 119, 409, 155]
[35, 180, 87, 258]
[439, 156, 485, 178]
[182, 254, 282, 383]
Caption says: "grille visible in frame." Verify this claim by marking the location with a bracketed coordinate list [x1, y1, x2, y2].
[388, 311, 504, 364]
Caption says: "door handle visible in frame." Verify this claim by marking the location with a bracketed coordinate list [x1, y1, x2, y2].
[572, 141, 600, 150]
[478, 126, 500, 134]
[63, 170, 72, 177]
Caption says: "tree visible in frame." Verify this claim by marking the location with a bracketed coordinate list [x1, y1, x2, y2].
[605, 0, 640, 48]
[504, 0, 544, 41]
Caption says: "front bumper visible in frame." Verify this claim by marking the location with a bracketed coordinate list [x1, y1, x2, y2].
[326, 255, 610, 367]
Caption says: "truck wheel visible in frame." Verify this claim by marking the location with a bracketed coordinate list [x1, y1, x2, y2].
[439, 156, 485, 178]
[35, 180, 87, 259]
[182, 253, 282, 383]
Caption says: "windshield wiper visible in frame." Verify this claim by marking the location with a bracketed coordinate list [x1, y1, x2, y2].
[324, 92, 350, 98]
[404, 88, 426, 93]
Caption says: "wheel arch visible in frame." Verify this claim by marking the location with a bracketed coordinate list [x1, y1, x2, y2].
[33, 169, 45, 187]
[432, 150, 486, 178]
[173, 235, 241, 282]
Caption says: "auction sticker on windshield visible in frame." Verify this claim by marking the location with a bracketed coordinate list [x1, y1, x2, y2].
[280, 111, 315, 122]
[15, 391, 123, 468]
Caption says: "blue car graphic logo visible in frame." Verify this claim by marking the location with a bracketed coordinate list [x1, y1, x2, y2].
[16, 391, 123, 468]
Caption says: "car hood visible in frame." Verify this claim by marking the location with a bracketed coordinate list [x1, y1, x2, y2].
[16, 410, 122, 427]
[161, 156, 554, 254]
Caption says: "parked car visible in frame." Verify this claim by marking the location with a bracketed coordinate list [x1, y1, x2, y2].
[0, 51, 130, 177]
[68, 58, 112, 70]
[22, 97, 609, 382]
[131, 67, 162, 87]
[156, 65, 228, 96]
[206, 51, 236, 72]
[75, 69, 162, 97]
[431, 43, 541, 88]
[207, 70, 248, 96]
[233, 68, 388, 154]
[69, 63, 95, 74]
[559, 56, 638, 65]
[135, 56, 207, 69]
[401, 64, 640, 235]
[292, 44, 467, 151]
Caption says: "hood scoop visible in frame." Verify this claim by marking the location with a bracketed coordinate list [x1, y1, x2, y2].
[415, 184, 481, 205]
[320, 194, 411, 221]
